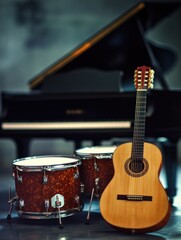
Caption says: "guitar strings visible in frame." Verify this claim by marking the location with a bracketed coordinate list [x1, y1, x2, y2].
[131, 89, 147, 195]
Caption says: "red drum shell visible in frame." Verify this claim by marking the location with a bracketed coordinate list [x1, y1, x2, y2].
[75, 146, 116, 198]
[13, 155, 82, 219]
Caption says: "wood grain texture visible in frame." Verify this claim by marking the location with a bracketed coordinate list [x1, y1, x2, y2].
[100, 142, 171, 233]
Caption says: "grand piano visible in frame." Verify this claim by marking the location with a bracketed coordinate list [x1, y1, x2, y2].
[0, 1, 181, 203]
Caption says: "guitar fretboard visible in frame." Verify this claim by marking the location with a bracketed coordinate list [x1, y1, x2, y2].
[132, 89, 147, 161]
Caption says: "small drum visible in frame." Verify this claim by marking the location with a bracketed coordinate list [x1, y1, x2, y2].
[75, 146, 116, 198]
[12, 155, 83, 219]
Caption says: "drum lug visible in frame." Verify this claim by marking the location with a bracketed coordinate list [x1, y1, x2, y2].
[74, 195, 80, 204]
[43, 176, 48, 184]
[95, 177, 99, 186]
[43, 169, 48, 184]
[19, 199, 25, 209]
[95, 178, 100, 198]
[18, 176, 23, 182]
[80, 183, 84, 193]
[74, 168, 79, 179]
[45, 199, 49, 212]
[16, 170, 23, 182]
[94, 159, 99, 171]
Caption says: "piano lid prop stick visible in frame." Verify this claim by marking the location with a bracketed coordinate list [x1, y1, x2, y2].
[86, 188, 95, 225]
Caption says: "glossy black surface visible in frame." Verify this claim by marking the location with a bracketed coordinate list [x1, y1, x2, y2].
[28, 1, 180, 90]
[1, 90, 181, 138]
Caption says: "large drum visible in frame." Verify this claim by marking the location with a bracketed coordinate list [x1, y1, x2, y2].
[75, 146, 116, 198]
[13, 155, 83, 219]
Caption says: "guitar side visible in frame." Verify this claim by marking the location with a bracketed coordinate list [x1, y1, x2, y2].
[100, 142, 171, 233]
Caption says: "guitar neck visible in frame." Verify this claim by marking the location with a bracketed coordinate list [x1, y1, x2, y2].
[132, 89, 147, 160]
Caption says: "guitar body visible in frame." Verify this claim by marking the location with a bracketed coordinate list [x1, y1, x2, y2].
[100, 142, 171, 233]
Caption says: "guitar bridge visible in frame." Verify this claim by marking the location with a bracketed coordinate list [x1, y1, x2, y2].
[117, 194, 152, 201]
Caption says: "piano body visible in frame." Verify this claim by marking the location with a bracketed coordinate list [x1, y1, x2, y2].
[0, 1, 181, 203]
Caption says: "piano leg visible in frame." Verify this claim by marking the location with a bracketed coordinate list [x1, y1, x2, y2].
[14, 137, 31, 158]
[74, 140, 102, 151]
[161, 139, 178, 204]
[74, 141, 82, 151]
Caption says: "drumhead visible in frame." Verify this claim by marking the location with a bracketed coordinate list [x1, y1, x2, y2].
[75, 146, 117, 156]
[13, 155, 79, 167]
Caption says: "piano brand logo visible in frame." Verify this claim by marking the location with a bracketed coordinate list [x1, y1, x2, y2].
[66, 109, 84, 115]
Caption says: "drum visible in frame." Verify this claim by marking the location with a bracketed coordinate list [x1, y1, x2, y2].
[75, 146, 116, 198]
[12, 155, 83, 219]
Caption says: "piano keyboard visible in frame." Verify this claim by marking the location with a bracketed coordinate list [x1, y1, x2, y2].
[2, 121, 131, 130]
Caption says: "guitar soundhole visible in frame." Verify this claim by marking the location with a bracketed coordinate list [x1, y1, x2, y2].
[125, 158, 148, 177]
[129, 160, 144, 173]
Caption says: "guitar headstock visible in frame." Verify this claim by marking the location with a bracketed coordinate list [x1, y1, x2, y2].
[134, 66, 154, 90]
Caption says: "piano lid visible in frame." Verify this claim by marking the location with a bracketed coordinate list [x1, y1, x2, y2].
[29, 1, 181, 90]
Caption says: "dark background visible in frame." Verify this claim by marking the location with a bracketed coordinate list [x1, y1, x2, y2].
[0, 0, 181, 171]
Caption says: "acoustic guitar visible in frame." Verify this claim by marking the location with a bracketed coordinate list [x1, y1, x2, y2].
[100, 66, 171, 233]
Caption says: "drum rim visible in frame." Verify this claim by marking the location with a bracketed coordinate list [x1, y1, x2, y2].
[75, 145, 117, 158]
[12, 155, 81, 171]
[17, 205, 83, 219]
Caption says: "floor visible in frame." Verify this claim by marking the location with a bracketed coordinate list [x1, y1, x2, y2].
[0, 164, 181, 240]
